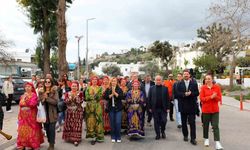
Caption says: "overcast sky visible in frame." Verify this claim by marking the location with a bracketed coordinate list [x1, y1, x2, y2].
[0, 0, 213, 63]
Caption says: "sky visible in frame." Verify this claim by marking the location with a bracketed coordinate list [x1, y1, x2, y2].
[0, 0, 213, 63]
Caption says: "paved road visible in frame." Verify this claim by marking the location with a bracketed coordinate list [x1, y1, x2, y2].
[1, 97, 250, 150]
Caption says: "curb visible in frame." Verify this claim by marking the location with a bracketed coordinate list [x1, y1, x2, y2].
[222, 103, 250, 112]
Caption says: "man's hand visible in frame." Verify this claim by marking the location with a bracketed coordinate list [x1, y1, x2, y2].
[166, 109, 170, 113]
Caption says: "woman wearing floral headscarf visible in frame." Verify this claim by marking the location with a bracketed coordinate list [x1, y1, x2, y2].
[85, 76, 104, 145]
[62, 81, 84, 146]
[126, 80, 145, 138]
[119, 78, 129, 131]
[100, 76, 111, 134]
[17, 82, 44, 150]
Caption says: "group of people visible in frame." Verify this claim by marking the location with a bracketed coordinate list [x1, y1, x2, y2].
[0, 69, 224, 150]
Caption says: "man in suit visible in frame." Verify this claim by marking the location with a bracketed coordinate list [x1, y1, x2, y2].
[177, 70, 199, 145]
[149, 75, 170, 140]
[142, 74, 155, 126]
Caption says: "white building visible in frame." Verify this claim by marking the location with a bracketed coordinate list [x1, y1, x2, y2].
[92, 62, 145, 77]
[175, 46, 202, 69]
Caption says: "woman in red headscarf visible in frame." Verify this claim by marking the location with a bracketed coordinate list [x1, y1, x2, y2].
[126, 80, 145, 138]
[85, 76, 104, 145]
[100, 76, 111, 134]
[17, 82, 44, 150]
[62, 81, 84, 146]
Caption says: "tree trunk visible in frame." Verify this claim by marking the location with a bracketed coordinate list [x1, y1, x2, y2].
[42, 8, 50, 76]
[57, 0, 68, 78]
[229, 54, 236, 90]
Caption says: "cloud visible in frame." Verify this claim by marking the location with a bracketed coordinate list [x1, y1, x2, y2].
[1, 0, 212, 63]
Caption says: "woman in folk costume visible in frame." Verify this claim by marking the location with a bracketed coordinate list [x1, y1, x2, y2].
[126, 80, 145, 138]
[62, 81, 84, 146]
[100, 76, 111, 134]
[119, 78, 129, 130]
[85, 76, 104, 145]
[17, 82, 44, 150]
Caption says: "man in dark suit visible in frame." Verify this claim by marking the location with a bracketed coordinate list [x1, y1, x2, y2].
[149, 75, 170, 140]
[142, 74, 155, 126]
[177, 70, 199, 145]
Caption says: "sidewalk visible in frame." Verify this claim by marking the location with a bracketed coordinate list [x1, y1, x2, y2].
[222, 96, 250, 111]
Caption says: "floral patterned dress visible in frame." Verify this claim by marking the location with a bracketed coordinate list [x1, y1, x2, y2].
[126, 90, 145, 137]
[17, 93, 44, 149]
[85, 86, 104, 142]
[100, 86, 111, 133]
[62, 91, 84, 142]
[120, 86, 128, 129]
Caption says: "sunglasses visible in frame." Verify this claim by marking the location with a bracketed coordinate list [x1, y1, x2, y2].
[45, 81, 51, 83]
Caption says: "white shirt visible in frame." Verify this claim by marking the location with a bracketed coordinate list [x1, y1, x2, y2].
[3, 80, 14, 96]
[145, 83, 150, 98]
[184, 80, 190, 91]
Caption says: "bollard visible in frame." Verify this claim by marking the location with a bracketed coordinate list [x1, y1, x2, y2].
[240, 93, 243, 111]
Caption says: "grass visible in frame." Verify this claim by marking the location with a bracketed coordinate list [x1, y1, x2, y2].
[234, 93, 250, 101]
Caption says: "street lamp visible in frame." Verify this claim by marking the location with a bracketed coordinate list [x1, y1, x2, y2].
[85, 18, 96, 79]
[75, 35, 83, 80]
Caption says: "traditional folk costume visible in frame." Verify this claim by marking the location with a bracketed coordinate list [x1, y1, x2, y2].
[126, 81, 145, 137]
[17, 82, 44, 149]
[62, 83, 84, 144]
[85, 76, 104, 143]
[100, 76, 111, 133]
[120, 80, 128, 130]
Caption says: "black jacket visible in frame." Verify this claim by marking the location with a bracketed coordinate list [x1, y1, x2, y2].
[104, 86, 123, 112]
[176, 79, 199, 114]
[148, 85, 170, 112]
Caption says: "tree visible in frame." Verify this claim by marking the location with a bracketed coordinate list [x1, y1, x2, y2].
[50, 50, 59, 78]
[17, 0, 72, 76]
[0, 32, 14, 63]
[193, 54, 220, 73]
[139, 61, 160, 78]
[57, 0, 72, 77]
[195, 23, 234, 69]
[17, 0, 58, 75]
[148, 40, 174, 73]
[102, 65, 123, 77]
[237, 57, 250, 67]
[209, 0, 250, 89]
[184, 58, 189, 68]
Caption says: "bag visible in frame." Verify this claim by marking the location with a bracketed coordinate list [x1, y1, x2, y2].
[57, 99, 66, 112]
[37, 102, 46, 123]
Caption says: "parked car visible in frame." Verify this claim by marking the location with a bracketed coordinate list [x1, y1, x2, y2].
[0, 76, 26, 105]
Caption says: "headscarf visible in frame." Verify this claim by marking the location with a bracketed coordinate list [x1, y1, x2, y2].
[90, 76, 99, 86]
[132, 80, 140, 87]
[71, 80, 79, 89]
[24, 82, 36, 95]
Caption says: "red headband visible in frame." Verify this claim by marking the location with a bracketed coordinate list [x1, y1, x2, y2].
[71, 81, 79, 88]
[132, 80, 140, 87]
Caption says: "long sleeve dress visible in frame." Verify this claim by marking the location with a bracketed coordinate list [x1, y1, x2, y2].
[17, 93, 44, 149]
[62, 91, 84, 142]
[100, 86, 111, 133]
[126, 90, 145, 137]
[85, 86, 104, 142]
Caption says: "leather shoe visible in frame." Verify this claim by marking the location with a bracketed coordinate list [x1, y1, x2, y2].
[183, 136, 188, 142]
[162, 133, 166, 139]
[190, 139, 197, 145]
[155, 135, 160, 140]
[177, 125, 182, 128]
[170, 118, 175, 121]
